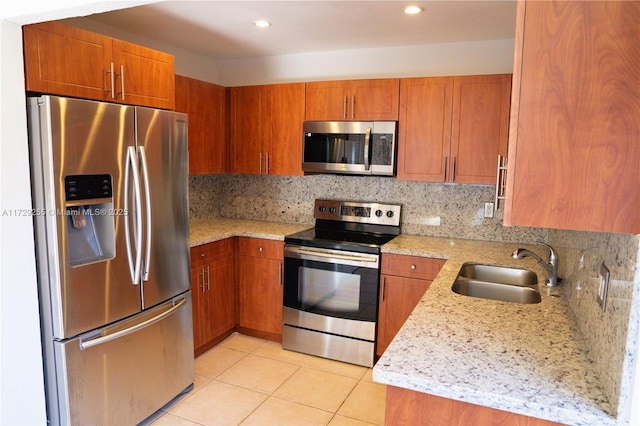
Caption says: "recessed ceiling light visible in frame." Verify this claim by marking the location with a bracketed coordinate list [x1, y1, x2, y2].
[253, 20, 272, 28]
[404, 5, 424, 15]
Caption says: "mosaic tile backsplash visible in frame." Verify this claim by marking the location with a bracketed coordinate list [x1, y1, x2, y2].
[189, 173, 639, 420]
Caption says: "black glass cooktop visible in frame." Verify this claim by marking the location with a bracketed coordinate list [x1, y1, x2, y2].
[284, 227, 398, 254]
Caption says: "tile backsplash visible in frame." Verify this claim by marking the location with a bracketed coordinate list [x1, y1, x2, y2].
[190, 172, 639, 420]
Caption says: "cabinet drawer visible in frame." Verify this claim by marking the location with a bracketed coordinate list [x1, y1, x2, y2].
[190, 238, 233, 267]
[381, 254, 445, 280]
[239, 237, 283, 260]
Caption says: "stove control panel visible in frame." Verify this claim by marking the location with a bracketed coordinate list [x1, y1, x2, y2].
[314, 199, 401, 226]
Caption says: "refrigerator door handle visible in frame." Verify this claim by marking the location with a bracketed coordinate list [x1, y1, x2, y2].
[79, 297, 187, 350]
[138, 146, 152, 282]
[124, 146, 143, 285]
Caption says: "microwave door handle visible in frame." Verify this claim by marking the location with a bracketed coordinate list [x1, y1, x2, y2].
[364, 127, 371, 171]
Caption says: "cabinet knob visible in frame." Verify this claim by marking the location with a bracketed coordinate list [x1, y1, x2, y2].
[201, 253, 205, 259]
[258, 247, 263, 252]
[410, 264, 416, 270]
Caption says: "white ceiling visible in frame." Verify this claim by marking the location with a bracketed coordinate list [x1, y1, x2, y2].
[81, 1, 517, 60]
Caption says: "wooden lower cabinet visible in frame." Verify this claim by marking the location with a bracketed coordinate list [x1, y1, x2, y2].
[237, 237, 284, 341]
[377, 254, 445, 356]
[190, 239, 235, 356]
[386, 386, 562, 426]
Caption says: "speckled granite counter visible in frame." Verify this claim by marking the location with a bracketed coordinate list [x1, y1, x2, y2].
[189, 217, 311, 247]
[373, 234, 614, 426]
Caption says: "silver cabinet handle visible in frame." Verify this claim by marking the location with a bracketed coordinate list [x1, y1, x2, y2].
[343, 96, 347, 119]
[451, 156, 457, 182]
[206, 265, 211, 291]
[351, 95, 355, 119]
[259, 152, 262, 174]
[443, 157, 448, 182]
[80, 298, 186, 350]
[265, 152, 269, 175]
[107, 62, 115, 99]
[200, 268, 206, 293]
[120, 64, 125, 100]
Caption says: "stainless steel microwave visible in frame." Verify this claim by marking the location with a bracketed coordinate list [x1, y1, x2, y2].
[302, 121, 397, 176]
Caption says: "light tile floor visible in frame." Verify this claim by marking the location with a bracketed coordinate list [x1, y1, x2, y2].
[143, 333, 386, 426]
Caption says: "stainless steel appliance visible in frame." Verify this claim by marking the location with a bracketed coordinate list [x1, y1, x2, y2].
[283, 199, 401, 367]
[302, 121, 397, 176]
[27, 95, 194, 425]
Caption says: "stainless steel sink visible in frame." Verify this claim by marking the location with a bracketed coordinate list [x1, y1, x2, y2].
[452, 263, 541, 304]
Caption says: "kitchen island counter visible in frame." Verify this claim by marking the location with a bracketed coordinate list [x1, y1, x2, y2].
[189, 217, 311, 247]
[374, 234, 614, 425]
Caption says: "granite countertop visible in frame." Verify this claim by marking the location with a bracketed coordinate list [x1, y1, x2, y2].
[189, 219, 613, 425]
[189, 217, 311, 247]
[373, 234, 614, 426]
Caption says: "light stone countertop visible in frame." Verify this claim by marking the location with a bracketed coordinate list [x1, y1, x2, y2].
[189, 217, 311, 247]
[374, 234, 614, 426]
[189, 219, 614, 425]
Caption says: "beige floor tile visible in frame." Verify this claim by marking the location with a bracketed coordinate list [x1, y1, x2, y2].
[337, 381, 386, 425]
[274, 367, 358, 412]
[301, 354, 368, 379]
[149, 411, 202, 425]
[195, 346, 247, 378]
[219, 333, 266, 353]
[167, 380, 268, 425]
[253, 341, 315, 365]
[360, 369, 374, 383]
[193, 373, 212, 390]
[328, 414, 379, 425]
[241, 397, 333, 426]
[217, 354, 299, 393]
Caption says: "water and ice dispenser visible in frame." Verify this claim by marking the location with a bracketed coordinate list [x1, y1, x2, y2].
[64, 175, 116, 266]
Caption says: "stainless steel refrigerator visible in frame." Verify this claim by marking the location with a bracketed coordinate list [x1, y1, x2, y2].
[27, 95, 194, 425]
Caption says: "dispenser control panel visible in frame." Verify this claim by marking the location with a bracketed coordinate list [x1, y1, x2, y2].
[65, 175, 112, 201]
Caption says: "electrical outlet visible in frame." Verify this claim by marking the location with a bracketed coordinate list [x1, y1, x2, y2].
[484, 203, 494, 218]
[597, 262, 610, 312]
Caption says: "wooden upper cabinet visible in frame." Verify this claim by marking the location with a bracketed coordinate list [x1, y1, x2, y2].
[268, 83, 305, 176]
[397, 77, 453, 182]
[230, 83, 304, 176]
[175, 75, 227, 174]
[23, 21, 175, 110]
[111, 39, 175, 109]
[397, 75, 511, 184]
[451, 74, 511, 184]
[23, 21, 112, 101]
[305, 78, 399, 121]
[504, 1, 640, 234]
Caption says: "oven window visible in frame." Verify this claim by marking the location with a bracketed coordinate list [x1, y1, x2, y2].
[283, 257, 379, 322]
[299, 267, 360, 312]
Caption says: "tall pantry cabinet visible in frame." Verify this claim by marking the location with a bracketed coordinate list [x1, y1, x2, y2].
[504, 0, 640, 234]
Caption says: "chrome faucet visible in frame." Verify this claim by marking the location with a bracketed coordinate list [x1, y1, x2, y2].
[512, 242, 559, 287]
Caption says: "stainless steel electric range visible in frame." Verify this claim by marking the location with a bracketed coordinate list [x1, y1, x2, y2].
[282, 199, 401, 367]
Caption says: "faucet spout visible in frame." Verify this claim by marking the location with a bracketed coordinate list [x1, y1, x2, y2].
[512, 242, 559, 287]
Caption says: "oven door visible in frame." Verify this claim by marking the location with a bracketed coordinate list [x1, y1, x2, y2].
[283, 245, 380, 322]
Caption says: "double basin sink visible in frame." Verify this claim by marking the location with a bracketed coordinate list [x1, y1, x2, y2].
[452, 263, 541, 304]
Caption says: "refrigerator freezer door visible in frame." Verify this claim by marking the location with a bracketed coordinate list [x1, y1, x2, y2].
[28, 96, 141, 339]
[49, 293, 194, 425]
[135, 107, 191, 308]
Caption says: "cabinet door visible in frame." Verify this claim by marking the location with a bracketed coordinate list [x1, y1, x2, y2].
[350, 78, 400, 120]
[268, 83, 305, 176]
[504, 1, 640, 233]
[305, 80, 351, 120]
[397, 77, 453, 182]
[377, 275, 432, 355]
[175, 75, 227, 174]
[111, 39, 175, 110]
[450, 74, 511, 184]
[23, 21, 112, 101]
[209, 256, 235, 339]
[230, 86, 267, 174]
[238, 256, 283, 335]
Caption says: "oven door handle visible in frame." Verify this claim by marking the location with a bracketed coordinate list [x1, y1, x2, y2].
[285, 246, 379, 268]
